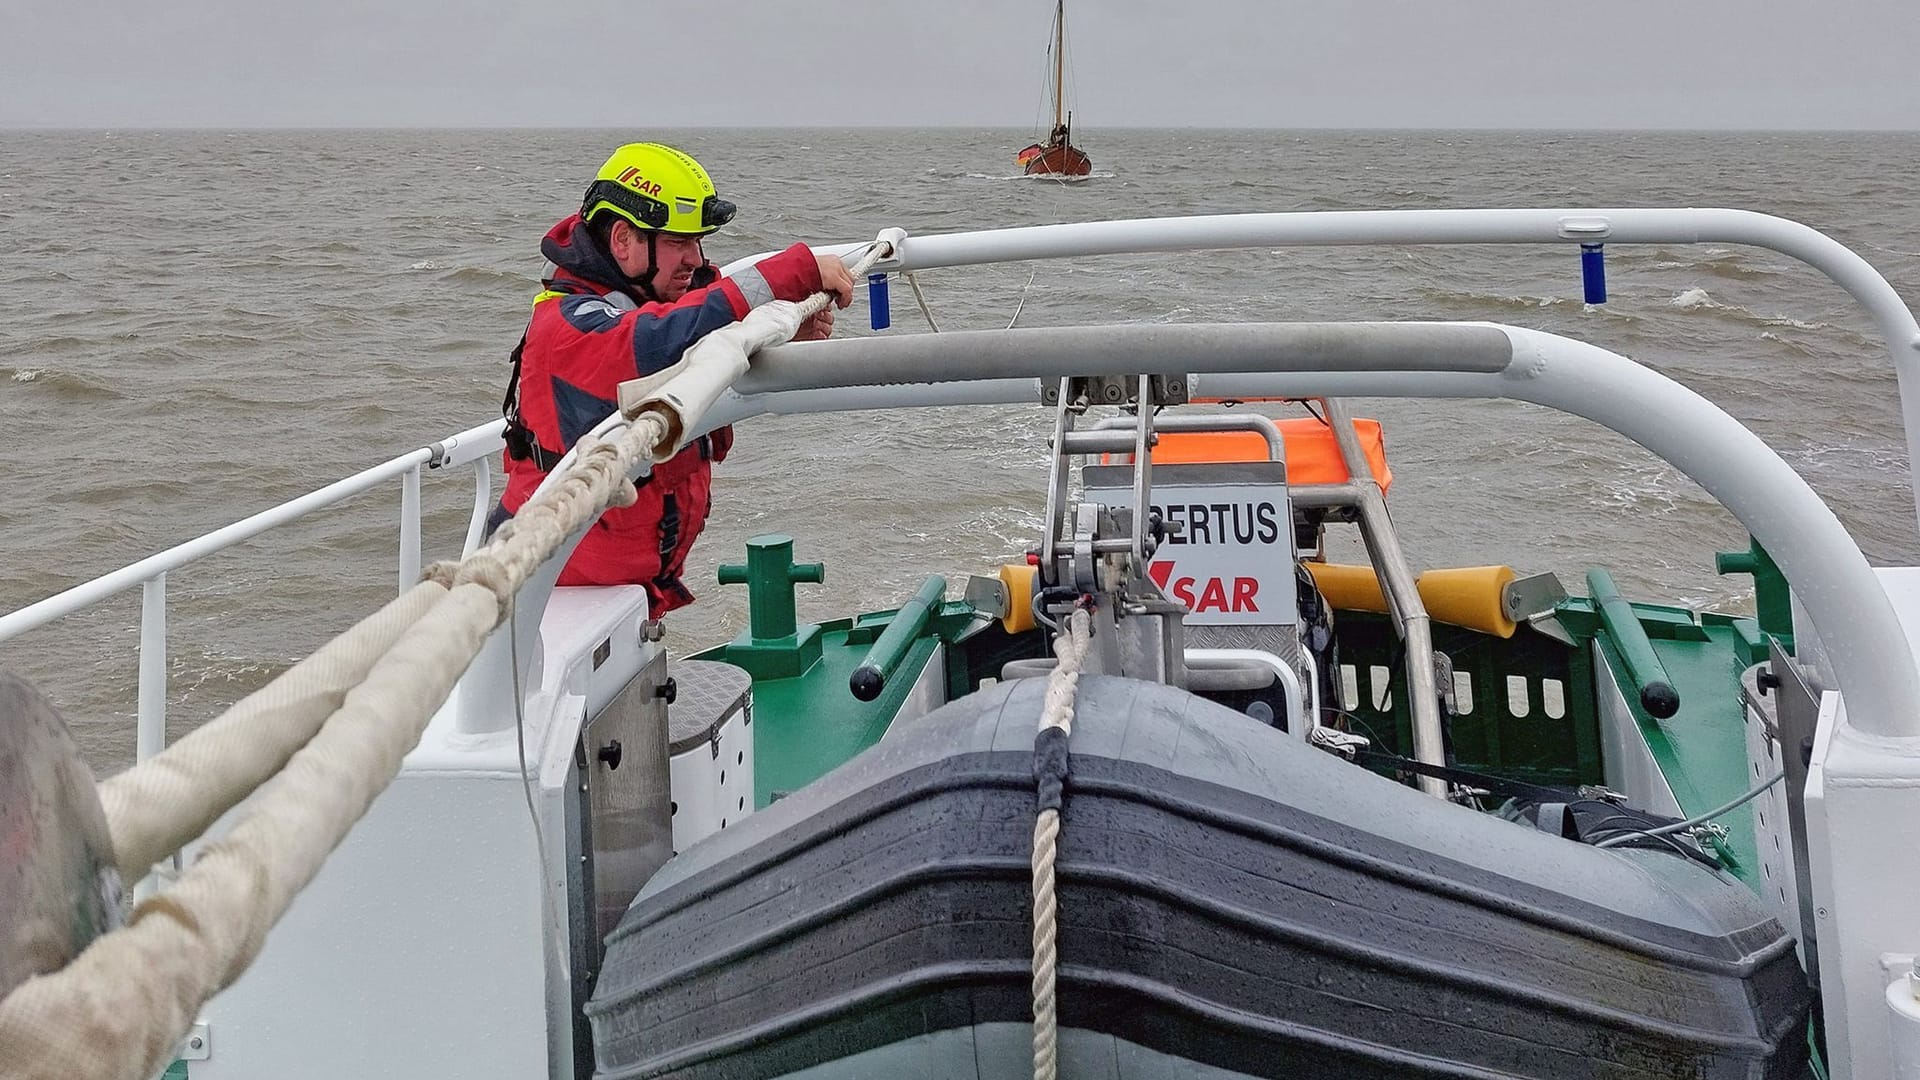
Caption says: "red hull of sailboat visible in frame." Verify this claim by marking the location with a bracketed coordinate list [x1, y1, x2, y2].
[1021, 143, 1092, 177]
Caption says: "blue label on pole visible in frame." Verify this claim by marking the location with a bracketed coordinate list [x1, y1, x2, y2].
[1580, 244, 1607, 305]
[868, 273, 891, 330]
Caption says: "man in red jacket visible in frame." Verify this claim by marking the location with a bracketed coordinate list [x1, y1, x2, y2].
[495, 142, 853, 613]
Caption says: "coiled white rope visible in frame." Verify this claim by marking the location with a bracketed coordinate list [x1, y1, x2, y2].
[0, 240, 891, 1080]
[1031, 605, 1092, 1080]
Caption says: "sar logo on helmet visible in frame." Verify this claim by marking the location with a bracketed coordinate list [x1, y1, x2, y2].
[614, 167, 662, 197]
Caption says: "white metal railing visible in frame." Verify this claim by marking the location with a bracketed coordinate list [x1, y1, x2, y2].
[743, 207, 1920, 531]
[0, 418, 507, 764]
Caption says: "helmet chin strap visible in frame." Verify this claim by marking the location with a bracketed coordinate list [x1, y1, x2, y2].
[627, 230, 664, 304]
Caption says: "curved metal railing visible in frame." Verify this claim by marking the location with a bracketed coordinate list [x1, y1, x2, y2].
[0, 418, 507, 762]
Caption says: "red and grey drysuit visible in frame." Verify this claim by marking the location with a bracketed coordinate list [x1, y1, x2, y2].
[495, 214, 824, 613]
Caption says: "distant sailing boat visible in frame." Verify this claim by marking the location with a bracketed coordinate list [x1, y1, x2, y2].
[1016, 0, 1092, 179]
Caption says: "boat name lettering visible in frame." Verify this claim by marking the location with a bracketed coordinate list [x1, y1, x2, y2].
[1083, 480, 1299, 626]
[1154, 501, 1282, 546]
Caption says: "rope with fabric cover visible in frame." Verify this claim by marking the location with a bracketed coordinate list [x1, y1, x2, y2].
[0, 239, 891, 1080]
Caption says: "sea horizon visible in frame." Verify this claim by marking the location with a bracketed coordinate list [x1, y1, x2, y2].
[7, 123, 1920, 135]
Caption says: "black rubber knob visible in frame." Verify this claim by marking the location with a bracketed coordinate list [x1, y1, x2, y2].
[657, 677, 677, 704]
[1641, 681, 1680, 720]
[597, 739, 623, 770]
[849, 666, 884, 702]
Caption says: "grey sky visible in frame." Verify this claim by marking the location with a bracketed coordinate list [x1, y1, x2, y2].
[5, 0, 1918, 129]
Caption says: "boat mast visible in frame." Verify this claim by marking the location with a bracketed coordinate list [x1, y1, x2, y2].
[1052, 0, 1066, 138]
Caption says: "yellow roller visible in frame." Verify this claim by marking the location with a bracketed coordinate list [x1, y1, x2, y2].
[1418, 565, 1518, 638]
[1302, 562, 1390, 614]
[999, 562, 1038, 634]
[1303, 562, 1518, 638]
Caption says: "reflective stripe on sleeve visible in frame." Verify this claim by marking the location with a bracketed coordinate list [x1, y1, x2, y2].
[732, 264, 774, 308]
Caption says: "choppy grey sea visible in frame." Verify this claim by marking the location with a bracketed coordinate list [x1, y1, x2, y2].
[3, 128, 1916, 771]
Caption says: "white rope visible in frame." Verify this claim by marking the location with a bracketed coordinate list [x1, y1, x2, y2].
[1031, 606, 1091, 1080]
[97, 581, 448, 882]
[903, 270, 941, 332]
[0, 580, 500, 1080]
[0, 239, 888, 1080]
[1007, 266, 1039, 330]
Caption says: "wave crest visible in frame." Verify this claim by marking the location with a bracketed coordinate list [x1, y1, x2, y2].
[2, 366, 123, 402]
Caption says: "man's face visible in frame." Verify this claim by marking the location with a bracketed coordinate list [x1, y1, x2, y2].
[611, 220, 706, 301]
[648, 232, 707, 301]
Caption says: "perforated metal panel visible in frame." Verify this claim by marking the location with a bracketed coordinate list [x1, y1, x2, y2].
[1740, 647, 1820, 976]
[667, 659, 755, 852]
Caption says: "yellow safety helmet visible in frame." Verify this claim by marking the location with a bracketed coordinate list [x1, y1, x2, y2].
[580, 143, 737, 236]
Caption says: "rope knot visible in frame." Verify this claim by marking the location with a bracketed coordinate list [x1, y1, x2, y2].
[421, 560, 461, 589]
[453, 553, 517, 623]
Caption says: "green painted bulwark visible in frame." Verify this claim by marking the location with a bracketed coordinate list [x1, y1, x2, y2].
[1591, 622, 1763, 886]
[1558, 588, 1764, 886]
[1338, 593, 1764, 888]
[1332, 612, 1605, 789]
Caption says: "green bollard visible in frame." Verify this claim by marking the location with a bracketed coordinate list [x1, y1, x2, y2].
[716, 535, 827, 679]
[1715, 537, 1794, 651]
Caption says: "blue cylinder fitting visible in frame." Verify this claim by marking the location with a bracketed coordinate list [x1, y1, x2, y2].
[1580, 243, 1607, 305]
[868, 272, 891, 330]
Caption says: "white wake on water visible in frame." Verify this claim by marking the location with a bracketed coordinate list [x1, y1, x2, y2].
[1670, 287, 1718, 310]
[1670, 287, 1834, 332]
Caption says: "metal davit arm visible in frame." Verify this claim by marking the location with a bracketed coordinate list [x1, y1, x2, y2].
[1321, 398, 1448, 798]
[1202, 327, 1920, 741]
[1087, 404, 1447, 795]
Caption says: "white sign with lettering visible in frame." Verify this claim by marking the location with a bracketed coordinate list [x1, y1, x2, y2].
[1084, 470, 1297, 626]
